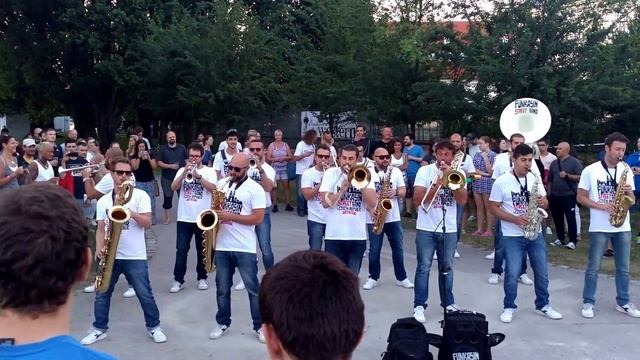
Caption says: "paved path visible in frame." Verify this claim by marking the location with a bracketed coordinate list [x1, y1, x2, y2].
[71, 210, 638, 360]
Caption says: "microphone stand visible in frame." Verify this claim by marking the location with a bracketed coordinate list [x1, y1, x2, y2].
[438, 192, 452, 319]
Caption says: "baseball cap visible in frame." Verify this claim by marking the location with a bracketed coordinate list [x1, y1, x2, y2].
[23, 138, 36, 147]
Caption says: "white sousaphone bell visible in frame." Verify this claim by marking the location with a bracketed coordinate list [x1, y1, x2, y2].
[499, 97, 551, 144]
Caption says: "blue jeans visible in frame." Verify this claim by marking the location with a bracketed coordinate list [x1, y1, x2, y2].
[214, 251, 262, 330]
[255, 212, 274, 270]
[367, 222, 408, 281]
[324, 240, 366, 274]
[492, 219, 527, 276]
[93, 260, 160, 331]
[583, 231, 631, 306]
[296, 174, 307, 216]
[307, 220, 326, 250]
[173, 221, 207, 284]
[502, 233, 549, 310]
[75, 198, 96, 220]
[413, 230, 456, 308]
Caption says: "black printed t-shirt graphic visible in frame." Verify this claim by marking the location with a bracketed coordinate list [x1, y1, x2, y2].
[596, 178, 616, 203]
[336, 185, 364, 215]
[221, 178, 247, 224]
[510, 189, 529, 216]
[181, 179, 205, 202]
[432, 188, 455, 209]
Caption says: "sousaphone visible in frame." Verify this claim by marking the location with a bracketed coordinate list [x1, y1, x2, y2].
[499, 97, 551, 143]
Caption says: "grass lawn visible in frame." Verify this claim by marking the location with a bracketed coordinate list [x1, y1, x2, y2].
[402, 210, 640, 278]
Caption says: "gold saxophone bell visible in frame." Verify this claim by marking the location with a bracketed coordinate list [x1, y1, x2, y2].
[199, 188, 227, 273]
[349, 164, 371, 190]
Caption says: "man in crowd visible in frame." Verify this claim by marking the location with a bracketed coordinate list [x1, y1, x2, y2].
[372, 125, 394, 155]
[209, 153, 266, 343]
[293, 130, 317, 217]
[259, 251, 364, 360]
[403, 134, 424, 218]
[25, 142, 56, 184]
[548, 142, 583, 249]
[60, 128, 78, 153]
[320, 144, 377, 274]
[301, 144, 332, 250]
[363, 147, 413, 291]
[156, 131, 188, 224]
[42, 128, 64, 176]
[80, 157, 167, 345]
[0, 184, 115, 359]
[17, 138, 36, 170]
[169, 143, 218, 293]
[411, 141, 467, 323]
[489, 144, 562, 323]
[577, 132, 640, 319]
[352, 124, 371, 158]
[213, 129, 241, 180]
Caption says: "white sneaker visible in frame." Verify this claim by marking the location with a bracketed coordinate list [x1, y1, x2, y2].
[581, 303, 594, 318]
[485, 251, 495, 260]
[545, 227, 553, 235]
[616, 303, 640, 318]
[454, 249, 461, 258]
[256, 328, 266, 344]
[363, 278, 378, 290]
[396, 278, 414, 289]
[488, 273, 500, 285]
[549, 239, 562, 247]
[209, 324, 229, 339]
[80, 328, 107, 345]
[123, 287, 136, 298]
[518, 274, 534, 286]
[149, 327, 167, 343]
[413, 306, 426, 323]
[536, 305, 563, 320]
[198, 279, 209, 290]
[169, 281, 184, 293]
[500, 308, 515, 323]
[467, 215, 476, 222]
[565, 242, 576, 250]
[83, 284, 96, 293]
[234, 280, 245, 291]
[444, 304, 459, 313]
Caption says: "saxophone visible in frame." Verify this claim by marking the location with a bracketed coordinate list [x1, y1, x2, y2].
[610, 162, 635, 227]
[372, 167, 393, 235]
[523, 171, 548, 240]
[198, 182, 227, 272]
[95, 180, 135, 292]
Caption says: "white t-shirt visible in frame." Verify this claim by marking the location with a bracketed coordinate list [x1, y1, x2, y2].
[215, 177, 266, 253]
[34, 160, 54, 182]
[294, 141, 315, 174]
[460, 153, 476, 174]
[213, 148, 239, 178]
[96, 188, 150, 260]
[540, 153, 557, 170]
[414, 164, 461, 233]
[468, 144, 480, 159]
[489, 171, 547, 237]
[319, 167, 377, 240]
[578, 161, 635, 232]
[174, 166, 218, 223]
[247, 162, 275, 208]
[301, 167, 327, 224]
[218, 141, 242, 152]
[492, 152, 540, 179]
[357, 158, 376, 172]
[367, 167, 405, 224]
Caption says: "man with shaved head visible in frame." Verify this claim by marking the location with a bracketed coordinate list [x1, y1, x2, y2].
[26, 142, 57, 184]
[208, 152, 267, 343]
[548, 142, 583, 249]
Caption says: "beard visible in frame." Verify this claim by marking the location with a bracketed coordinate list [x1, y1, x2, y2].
[168, 140, 176, 146]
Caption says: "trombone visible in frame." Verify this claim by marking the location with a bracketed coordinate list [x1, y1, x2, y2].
[324, 164, 371, 207]
[420, 160, 466, 214]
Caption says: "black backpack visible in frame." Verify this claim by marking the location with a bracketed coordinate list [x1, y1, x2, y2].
[433, 311, 505, 360]
[381, 317, 433, 360]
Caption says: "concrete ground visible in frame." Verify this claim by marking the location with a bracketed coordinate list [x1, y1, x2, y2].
[71, 210, 638, 360]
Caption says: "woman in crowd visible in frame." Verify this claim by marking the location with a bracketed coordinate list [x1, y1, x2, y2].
[471, 136, 496, 237]
[130, 139, 158, 225]
[202, 135, 214, 166]
[390, 138, 408, 216]
[267, 129, 293, 212]
[0, 135, 25, 193]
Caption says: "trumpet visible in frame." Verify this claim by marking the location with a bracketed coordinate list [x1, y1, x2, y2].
[249, 158, 258, 168]
[184, 163, 198, 183]
[58, 164, 101, 176]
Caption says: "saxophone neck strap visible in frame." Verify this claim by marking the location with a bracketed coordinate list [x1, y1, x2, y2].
[512, 170, 529, 202]
[600, 160, 618, 187]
